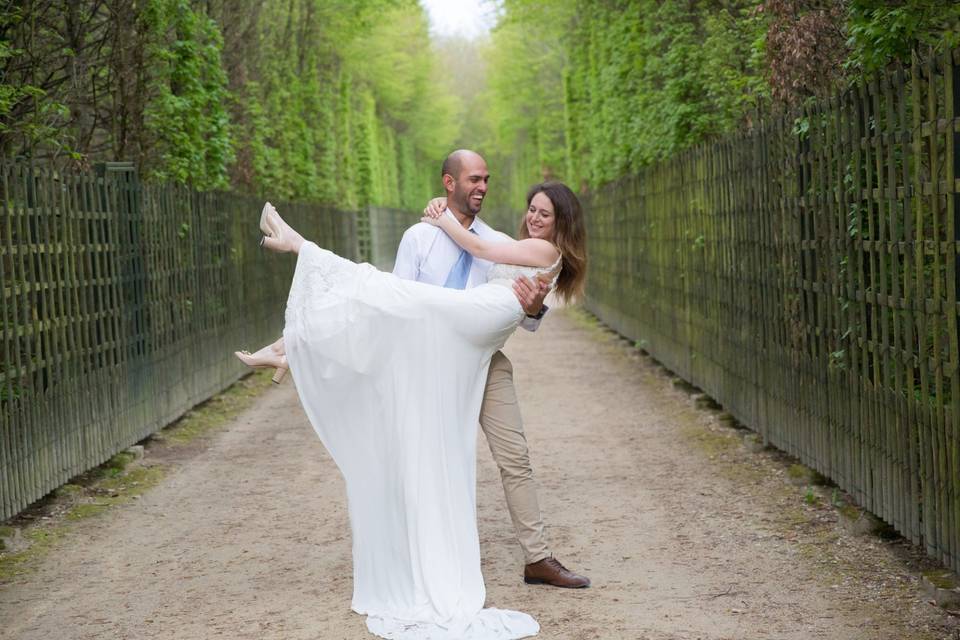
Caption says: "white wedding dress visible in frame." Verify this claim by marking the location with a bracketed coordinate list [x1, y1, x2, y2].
[282, 240, 560, 640]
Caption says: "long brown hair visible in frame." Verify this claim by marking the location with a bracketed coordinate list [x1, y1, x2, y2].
[518, 181, 587, 303]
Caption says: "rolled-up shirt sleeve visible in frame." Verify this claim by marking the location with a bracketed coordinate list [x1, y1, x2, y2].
[393, 228, 420, 281]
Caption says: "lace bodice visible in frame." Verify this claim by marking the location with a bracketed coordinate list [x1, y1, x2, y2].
[487, 254, 562, 289]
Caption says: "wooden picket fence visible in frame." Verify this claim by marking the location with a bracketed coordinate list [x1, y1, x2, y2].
[0, 160, 411, 521]
[584, 48, 960, 572]
[362, 206, 416, 272]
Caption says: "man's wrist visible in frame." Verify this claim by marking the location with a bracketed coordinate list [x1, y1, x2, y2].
[525, 306, 546, 320]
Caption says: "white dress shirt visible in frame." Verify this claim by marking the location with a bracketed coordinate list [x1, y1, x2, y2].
[393, 209, 544, 331]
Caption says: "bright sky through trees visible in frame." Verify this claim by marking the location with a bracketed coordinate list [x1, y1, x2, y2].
[420, 0, 496, 38]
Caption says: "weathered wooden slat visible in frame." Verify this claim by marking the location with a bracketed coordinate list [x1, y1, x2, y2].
[944, 45, 960, 575]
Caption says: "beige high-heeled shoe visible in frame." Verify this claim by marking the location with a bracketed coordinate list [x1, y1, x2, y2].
[235, 344, 289, 383]
[259, 202, 288, 252]
[259, 202, 306, 253]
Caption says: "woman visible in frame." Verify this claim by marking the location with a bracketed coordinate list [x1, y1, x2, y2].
[237, 182, 586, 639]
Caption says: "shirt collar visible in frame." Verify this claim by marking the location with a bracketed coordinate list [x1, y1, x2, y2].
[445, 207, 482, 233]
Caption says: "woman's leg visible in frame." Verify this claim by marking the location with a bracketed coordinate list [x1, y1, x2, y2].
[238, 336, 283, 356]
[269, 335, 284, 354]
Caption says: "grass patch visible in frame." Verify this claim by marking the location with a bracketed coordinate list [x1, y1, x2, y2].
[0, 466, 169, 579]
[65, 466, 168, 523]
[160, 370, 274, 445]
[566, 307, 654, 356]
[923, 570, 957, 590]
[98, 465, 165, 496]
[562, 305, 613, 340]
[563, 305, 600, 327]
[682, 424, 737, 457]
[787, 464, 808, 480]
[803, 487, 821, 506]
[52, 484, 83, 498]
[0, 526, 67, 581]
[786, 462, 829, 486]
[838, 503, 861, 521]
[105, 451, 136, 473]
[66, 502, 112, 521]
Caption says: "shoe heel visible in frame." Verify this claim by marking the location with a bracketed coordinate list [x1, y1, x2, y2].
[272, 367, 288, 384]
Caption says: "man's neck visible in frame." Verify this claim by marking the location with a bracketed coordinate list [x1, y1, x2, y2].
[447, 205, 476, 230]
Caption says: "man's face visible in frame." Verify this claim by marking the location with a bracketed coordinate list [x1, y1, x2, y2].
[447, 156, 489, 216]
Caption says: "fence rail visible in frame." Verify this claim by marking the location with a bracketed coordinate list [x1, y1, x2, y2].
[584, 48, 960, 572]
[0, 160, 411, 521]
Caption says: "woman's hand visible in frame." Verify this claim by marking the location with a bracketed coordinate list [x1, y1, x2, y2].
[421, 208, 454, 228]
[423, 197, 447, 219]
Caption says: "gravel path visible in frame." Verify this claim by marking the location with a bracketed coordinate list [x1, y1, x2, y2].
[1, 307, 955, 639]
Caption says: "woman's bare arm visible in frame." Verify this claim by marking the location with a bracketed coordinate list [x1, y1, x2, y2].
[420, 211, 558, 267]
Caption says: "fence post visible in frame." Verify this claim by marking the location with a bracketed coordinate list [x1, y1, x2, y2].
[948, 50, 960, 331]
[947, 50, 960, 573]
[356, 206, 372, 264]
[94, 162, 145, 365]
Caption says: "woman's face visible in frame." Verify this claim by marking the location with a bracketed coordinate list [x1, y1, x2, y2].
[525, 192, 557, 241]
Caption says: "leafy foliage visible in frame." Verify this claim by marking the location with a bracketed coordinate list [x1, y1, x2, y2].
[477, 0, 766, 205]
[846, 0, 960, 73]
[143, 0, 233, 188]
[471, 0, 573, 210]
[477, 0, 959, 203]
[2, 0, 956, 206]
[0, 0, 459, 205]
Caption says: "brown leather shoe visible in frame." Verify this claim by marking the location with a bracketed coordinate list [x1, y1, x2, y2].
[524, 556, 590, 588]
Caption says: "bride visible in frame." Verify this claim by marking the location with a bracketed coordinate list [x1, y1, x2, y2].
[236, 182, 587, 639]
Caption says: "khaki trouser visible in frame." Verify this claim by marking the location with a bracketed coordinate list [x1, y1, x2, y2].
[479, 350, 550, 565]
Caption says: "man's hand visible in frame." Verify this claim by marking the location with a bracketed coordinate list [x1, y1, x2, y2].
[513, 275, 550, 317]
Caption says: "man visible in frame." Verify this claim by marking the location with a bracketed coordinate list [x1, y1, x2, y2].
[392, 149, 590, 588]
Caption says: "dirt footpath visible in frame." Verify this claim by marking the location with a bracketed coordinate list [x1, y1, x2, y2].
[1, 307, 957, 640]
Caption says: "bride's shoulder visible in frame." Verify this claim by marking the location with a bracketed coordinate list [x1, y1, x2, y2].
[517, 238, 561, 264]
[518, 237, 559, 252]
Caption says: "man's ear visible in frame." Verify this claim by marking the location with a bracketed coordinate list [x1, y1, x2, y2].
[442, 173, 455, 194]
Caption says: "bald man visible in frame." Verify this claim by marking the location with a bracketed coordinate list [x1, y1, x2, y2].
[392, 150, 590, 588]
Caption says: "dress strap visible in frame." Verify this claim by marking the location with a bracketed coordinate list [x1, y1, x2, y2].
[550, 244, 563, 267]
[538, 248, 563, 287]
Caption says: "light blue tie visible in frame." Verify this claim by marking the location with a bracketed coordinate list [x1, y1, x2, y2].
[443, 229, 478, 289]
